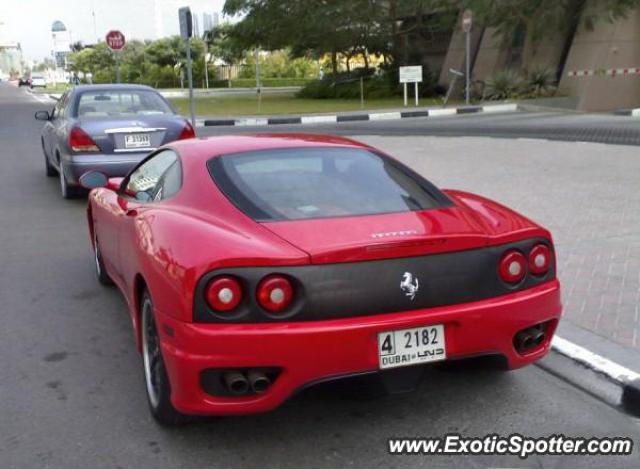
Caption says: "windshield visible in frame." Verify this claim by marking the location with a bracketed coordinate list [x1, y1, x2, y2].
[75, 90, 173, 117]
[208, 147, 447, 221]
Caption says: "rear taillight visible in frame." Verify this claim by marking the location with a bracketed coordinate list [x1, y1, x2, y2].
[69, 127, 99, 152]
[529, 244, 551, 275]
[205, 276, 242, 312]
[498, 250, 527, 284]
[256, 275, 294, 313]
[178, 121, 196, 140]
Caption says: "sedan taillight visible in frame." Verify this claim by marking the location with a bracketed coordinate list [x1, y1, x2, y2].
[205, 276, 242, 312]
[69, 127, 99, 152]
[498, 250, 527, 284]
[178, 121, 196, 140]
[256, 275, 294, 313]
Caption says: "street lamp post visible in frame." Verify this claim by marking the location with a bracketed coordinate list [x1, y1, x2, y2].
[462, 10, 473, 105]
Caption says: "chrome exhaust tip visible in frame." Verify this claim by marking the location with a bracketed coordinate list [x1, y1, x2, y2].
[223, 371, 249, 395]
[532, 330, 546, 347]
[248, 370, 271, 394]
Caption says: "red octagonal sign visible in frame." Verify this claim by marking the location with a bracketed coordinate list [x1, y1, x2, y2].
[106, 30, 126, 51]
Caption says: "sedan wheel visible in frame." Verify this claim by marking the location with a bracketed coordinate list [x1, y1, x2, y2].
[43, 142, 56, 177]
[59, 163, 78, 199]
[141, 291, 185, 426]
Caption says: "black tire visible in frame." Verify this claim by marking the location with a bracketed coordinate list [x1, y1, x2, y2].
[93, 234, 114, 286]
[59, 161, 82, 199]
[141, 290, 186, 426]
[43, 141, 56, 177]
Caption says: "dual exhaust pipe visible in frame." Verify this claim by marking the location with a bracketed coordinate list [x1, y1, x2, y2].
[514, 325, 546, 353]
[223, 370, 272, 395]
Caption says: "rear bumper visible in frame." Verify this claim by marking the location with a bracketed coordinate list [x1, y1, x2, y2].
[62, 153, 149, 184]
[156, 279, 562, 416]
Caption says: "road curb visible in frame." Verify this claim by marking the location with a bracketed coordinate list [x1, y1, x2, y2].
[201, 103, 518, 127]
[613, 108, 640, 117]
[551, 335, 640, 417]
[622, 379, 640, 415]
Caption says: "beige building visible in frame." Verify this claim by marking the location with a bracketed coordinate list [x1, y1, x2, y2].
[434, 1, 640, 111]
[0, 42, 23, 77]
[558, 2, 640, 111]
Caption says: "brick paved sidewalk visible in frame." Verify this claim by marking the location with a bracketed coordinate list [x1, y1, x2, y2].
[362, 136, 640, 350]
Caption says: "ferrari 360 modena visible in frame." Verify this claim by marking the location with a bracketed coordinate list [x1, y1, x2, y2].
[80, 133, 562, 425]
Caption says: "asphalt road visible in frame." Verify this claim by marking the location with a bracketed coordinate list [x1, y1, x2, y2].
[1, 82, 639, 469]
[197, 107, 640, 146]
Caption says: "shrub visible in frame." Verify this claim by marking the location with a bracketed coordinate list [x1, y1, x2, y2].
[297, 68, 440, 99]
[485, 70, 524, 100]
[525, 67, 557, 98]
[230, 78, 314, 87]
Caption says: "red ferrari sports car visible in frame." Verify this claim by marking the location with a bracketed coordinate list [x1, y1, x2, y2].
[80, 133, 561, 425]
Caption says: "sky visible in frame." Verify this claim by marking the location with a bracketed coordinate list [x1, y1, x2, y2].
[0, 0, 229, 62]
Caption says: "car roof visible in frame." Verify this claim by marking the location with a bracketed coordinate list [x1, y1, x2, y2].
[172, 133, 372, 162]
[72, 84, 157, 92]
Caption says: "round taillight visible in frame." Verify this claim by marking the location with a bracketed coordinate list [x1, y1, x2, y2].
[206, 276, 242, 311]
[256, 275, 294, 313]
[529, 244, 551, 275]
[498, 250, 527, 284]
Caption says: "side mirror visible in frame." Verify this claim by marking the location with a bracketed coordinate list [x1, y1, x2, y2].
[135, 191, 153, 202]
[107, 177, 124, 191]
[79, 171, 108, 189]
[34, 110, 51, 121]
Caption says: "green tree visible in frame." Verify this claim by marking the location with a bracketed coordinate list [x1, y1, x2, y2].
[203, 22, 246, 65]
[240, 50, 319, 78]
[68, 43, 116, 81]
[33, 58, 57, 72]
[223, 0, 391, 74]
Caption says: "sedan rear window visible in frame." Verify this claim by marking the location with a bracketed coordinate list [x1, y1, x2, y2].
[75, 90, 173, 117]
[208, 147, 449, 221]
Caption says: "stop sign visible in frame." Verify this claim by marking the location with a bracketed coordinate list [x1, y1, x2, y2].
[106, 30, 126, 50]
[462, 9, 472, 33]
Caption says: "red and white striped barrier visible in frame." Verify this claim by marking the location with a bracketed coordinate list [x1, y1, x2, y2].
[568, 67, 640, 77]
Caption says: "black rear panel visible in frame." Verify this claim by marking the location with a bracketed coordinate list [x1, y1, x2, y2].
[193, 238, 555, 323]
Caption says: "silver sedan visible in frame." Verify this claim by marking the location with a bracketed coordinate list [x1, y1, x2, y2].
[35, 84, 195, 198]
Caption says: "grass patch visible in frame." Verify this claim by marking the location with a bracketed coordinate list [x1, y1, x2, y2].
[44, 83, 72, 92]
[169, 94, 443, 116]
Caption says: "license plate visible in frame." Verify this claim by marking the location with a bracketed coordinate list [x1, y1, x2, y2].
[124, 133, 151, 149]
[378, 325, 446, 369]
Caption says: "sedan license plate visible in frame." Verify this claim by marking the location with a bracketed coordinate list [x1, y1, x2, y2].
[378, 325, 446, 369]
[124, 133, 151, 149]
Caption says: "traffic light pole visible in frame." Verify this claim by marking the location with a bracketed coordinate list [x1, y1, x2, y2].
[186, 39, 195, 129]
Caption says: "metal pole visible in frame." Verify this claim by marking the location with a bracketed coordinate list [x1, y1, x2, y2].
[415, 82, 419, 106]
[186, 39, 195, 128]
[116, 52, 121, 83]
[92, 2, 98, 42]
[403, 83, 407, 106]
[465, 30, 470, 105]
[255, 49, 261, 113]
[360, 76, 364, 109]
[204, 43, 209, 89]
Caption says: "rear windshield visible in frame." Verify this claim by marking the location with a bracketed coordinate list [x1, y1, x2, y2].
[75, 90, 173, 117]
[208, 147, 449, 221]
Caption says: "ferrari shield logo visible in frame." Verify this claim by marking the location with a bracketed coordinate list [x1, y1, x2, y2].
[400, 272, 419, 300]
